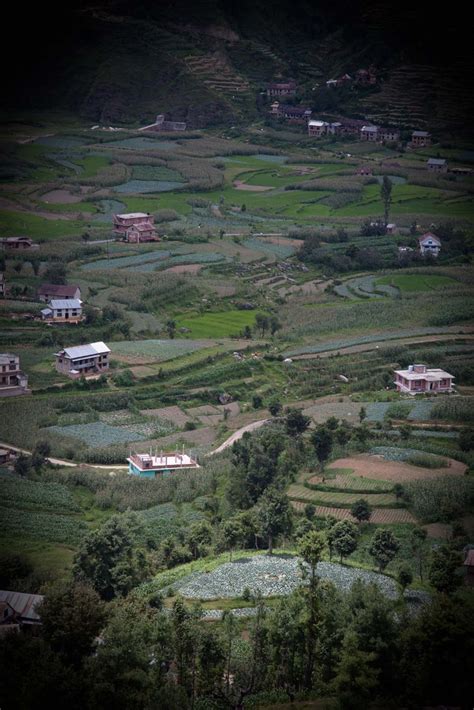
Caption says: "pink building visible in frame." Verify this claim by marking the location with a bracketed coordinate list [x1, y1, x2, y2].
[394, 364, 454, 395]
[113, 213, 158, 243]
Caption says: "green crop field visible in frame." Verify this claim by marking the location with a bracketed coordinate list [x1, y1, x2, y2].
[176, 310, 260, 338]
[376, 273, 459, 291]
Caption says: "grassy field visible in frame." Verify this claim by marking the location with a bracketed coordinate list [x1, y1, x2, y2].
[376, 274, 459, 292]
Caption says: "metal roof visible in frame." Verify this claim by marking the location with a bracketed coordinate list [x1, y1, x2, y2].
[58, 341, 110, 360]
[427, 158, 446, 165]
[38, 284, 79, 296]
[49, 299, 82, 309]
[0, 590, 44, 623]
[412, 130, 430, 136]
[0, 353, 18, 364]
[116, 212, 149, 219]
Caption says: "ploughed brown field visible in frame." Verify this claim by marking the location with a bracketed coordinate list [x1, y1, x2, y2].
[327, 454, 467, 481]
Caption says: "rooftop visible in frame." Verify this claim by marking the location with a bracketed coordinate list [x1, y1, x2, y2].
[418, 232, 441, 244]
[394, 367, 454, 381]
[49, 299, 82, 309]
[0, 353, 19, 364]
[128, 452, 200, 471]
[57, 341, 110, 360]
[427, 158, 446, 165]
[38, 283, 79, 296]
[116, 212, 149, 219]
[0, 590, 44, 623]
[412, 130, 430, 137]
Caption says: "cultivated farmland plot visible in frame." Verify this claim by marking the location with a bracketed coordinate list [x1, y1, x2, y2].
[112, 339, 214, 362]
[0, 473, 80, 513]
[0, 506, 87, 544]
[174, 554, 404, 600]
[45, 420, 173, 447]
[290, 502, 416, 523]
[287, 484, 396, 506]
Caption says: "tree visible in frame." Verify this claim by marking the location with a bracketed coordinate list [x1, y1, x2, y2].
[73, 512, 149, 600]
[311, 425, 333, 467]
[397, 565, 413, 595]
[328, 520, 358, 563]
[429, 545, 461, 594]
[243, 325, 252, 339]
[44, 262, 67, 284]
[258, 487, 292, 555]
[410, 527, 427, 580]
[351, 498, 372, 523]
[252, 394, 263, 409]
[38, 581, 106, 665]
[166, 319, 176, 339]
[358, 406, 367, 423]
[369, 529, 400, 572]
[459, 428, 474, 451]
[268, 397, 282, 417]
[380, 175, 392, 227]
[255, 313, 269, 337]
[393, 483, 405, 501]
[284, 407, 311, 437]
[14, 453, 31, 477]
[304, 503, 316, 520]
[186, 520, 213, 559]
[334, 630, 379, 710]
[35, 440, 51, 458]
[400, 424, 411, 440]
[221, 517, 245, 560]
[297, 530, 326, 688]
[270, 316, 281, 336]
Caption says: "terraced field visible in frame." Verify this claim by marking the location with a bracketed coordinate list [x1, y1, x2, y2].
[287, 484, 397, 507]
[290, 502, 416, 523]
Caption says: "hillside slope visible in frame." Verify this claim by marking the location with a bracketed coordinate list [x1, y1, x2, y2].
[4, 0, 473, 135]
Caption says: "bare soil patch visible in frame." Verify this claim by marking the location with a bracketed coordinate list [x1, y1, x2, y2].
[423, 523, 452, 539]
[328, 454, 466, 481]
[163, 264, 203, 274]
[233, 180, 272, 191]
[186, 404, 220, 416]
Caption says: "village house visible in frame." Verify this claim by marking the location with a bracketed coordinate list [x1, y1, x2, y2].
[338, 117, 367, 135]
[427, 158, 448, 173]
[271, 103, 312, 123]
[0, 353, 30, 397]
[411, 130, 431, 147]
[0, 237, 39, 251]
[113, 212, 159, 243]
[386, 223, 397, 234]
[139, 114, 186, 132]
[0, 272, 5, 297]
[418, 232, 441, 257]
[356, 166, 373, 175]
[355, 67, 377, 86]
[37, 283, 81, 302]
[378, 127, 400, 142]
[55, 341, 110, 379]
[394, 363, 454, 395]
[464, 549, 474, 586]
[266, 81, 296, 98]
[0, 590, 44, 629]
[360, 125, 379, 141]
[41, 298, 83, 324]
[0, 448, 13, 465]
[326, 74, 352, 88]
[127, 451, 200, 478]
[308, 119, 328, 137]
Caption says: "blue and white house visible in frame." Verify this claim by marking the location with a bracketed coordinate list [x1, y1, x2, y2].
[127, 451, 200, 478]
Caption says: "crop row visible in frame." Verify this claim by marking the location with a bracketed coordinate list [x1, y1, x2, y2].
[287, 484, 397, 506]
[307, 473, 393, 493]
[0, 506, 86, 544]
[0, 474, 80, 513]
